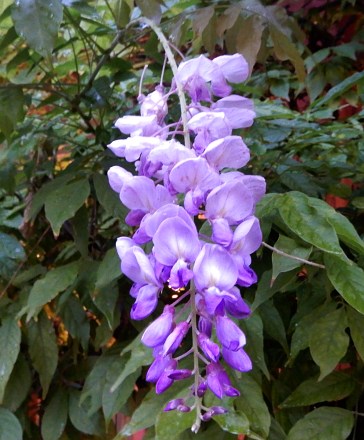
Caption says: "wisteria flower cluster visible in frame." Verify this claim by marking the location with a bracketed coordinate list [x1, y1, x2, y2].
[107, 51, 265, 431]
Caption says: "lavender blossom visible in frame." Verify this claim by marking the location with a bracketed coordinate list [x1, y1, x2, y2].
[107, 47, 265, 427]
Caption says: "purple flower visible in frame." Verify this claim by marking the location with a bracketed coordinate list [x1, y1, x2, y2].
[223, 286, 251, 319]
[215, 314, 246, 351]
[163, 321, 190, 356]
[222, 347, 252, 372]
[202, 136, 250, 171]
[139, 86, 168, 123]
[206, 362, 240, 399]
[198, 316, 212, 337]
[193, 244, 238, 315]
[107, 166, 132, 192]
[205, 181, 254, 225]
[211, 54, 249, 97]
[146, 354, 175, 383]
[211, 95, 255, 129]
[136, 204, 195, 244]
[153, 217, 200, 288]
[120, 246, 162, 320]
[141, 305, 175, 347]
[120, 176, 173, 213]
[187, 112, 232, 153]
[196, 380, 207, 397]
[229, 216, 262, 256]
[107, 52, 266, 407]
[164, 398, 185, 411]
[168, 369, 193, 380]
[221, 172, 266, 205]
[115, 114, 161, 137]
[169, 157, 220, 200]
[198, 333, 220, 362]
[152, 216, 200, 262]
[156, 358, 178, 394]
[175, 55, 216, 102]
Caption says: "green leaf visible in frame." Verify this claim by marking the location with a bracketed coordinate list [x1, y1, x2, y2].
[259, 300, 289, 354]
[155, 411, 195, 439]
[235, 14, 265, 75]
[71, 206, 89, 258]
[271, 235, 312, 280]
[325, 254, 364, 314]
[0, 88, 25, 137]
[41, 388, 68, 440]
[252, 270, 299, 312]
[191, 5, 214, 36]
[306, 69, 327, 102]
[121, 381, 191, 436]
[93, 173, 128, 220]
[270, 26, 305, 82]
[352, 197, 364, 209]
[289, 302, 338, 362]
[45, 177, 90, 236]
[0, 317, 21, 402]
[80, 352, 118, 416]
[0, 407, 22, 440]
[309, 308, 349, 380]
[110, 342, 153, 392]
[0, 232, 25, 280]
[113, 0, 132, 28]
[277, 192, 342, 255]
[240, 313, 269, 379]
[136, 0, 161, 24]
[28, 312, 58, 398]
[20, 261, 79, 321]
[69, 390, 104, 436]
[234, 374, 271, 438]
[3, 354, 32, 412]
[280, 372, 355, 408]
[347, 307, 364, 362]
[29, 174, 74, 220]
[95, 247, 121, 289]
[92, 283, 119, 330]
[202, 13, 217, 54]
[268, 418, 287, 440]
[312, 70, 364, 108]
[11, 0, 63, 57]
[213, 410, 250, 436]
[286, 407, 354, 440]
[102, 358, 140, 423]
[307, 197, 364, 255]
[60, 295, 89, 350]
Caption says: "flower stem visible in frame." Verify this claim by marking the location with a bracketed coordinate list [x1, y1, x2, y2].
[262, 241, 325, 269]
[142, 18, 191, 149]
[189, 284, 202, 433]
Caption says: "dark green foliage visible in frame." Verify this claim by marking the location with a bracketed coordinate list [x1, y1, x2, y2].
[0, 0, 363, 439]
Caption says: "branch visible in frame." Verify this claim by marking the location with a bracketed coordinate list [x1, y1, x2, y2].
[262, 241, 325, 269]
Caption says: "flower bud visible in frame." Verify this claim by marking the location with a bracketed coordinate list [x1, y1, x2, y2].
[141, 305, 175, 347]
[168, 369, 193, 380]
[164, 398, 185, 412]
[163, 321, 190, 356]
[215, 314, 246, 351]
[198, 333, 220, 362]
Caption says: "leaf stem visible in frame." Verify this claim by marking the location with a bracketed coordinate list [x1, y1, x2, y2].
[262, 241, 325, 269]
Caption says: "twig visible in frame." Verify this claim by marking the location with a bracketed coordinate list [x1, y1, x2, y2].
[262, 241, 325, 269]
[79, 29, 124, 98]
